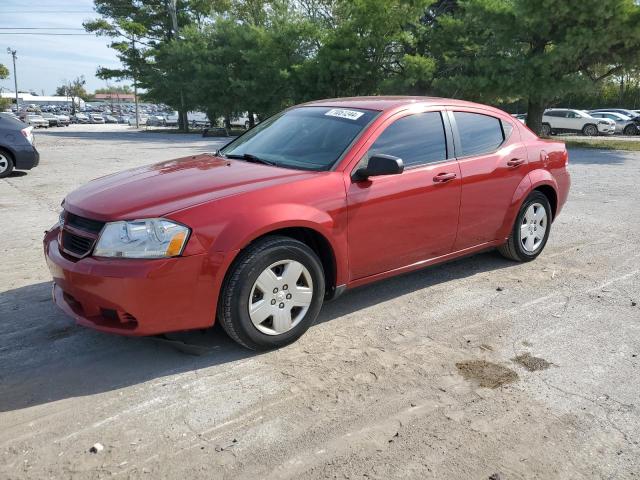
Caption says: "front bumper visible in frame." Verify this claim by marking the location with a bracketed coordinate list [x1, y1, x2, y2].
[43, 227, 218, 336]
[597, 124, 616, 135]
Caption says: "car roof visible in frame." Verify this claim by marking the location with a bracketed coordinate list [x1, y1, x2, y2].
[302, 96, 504, 113]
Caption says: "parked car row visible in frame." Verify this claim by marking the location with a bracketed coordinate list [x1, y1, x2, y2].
[513, 108, 640, 136]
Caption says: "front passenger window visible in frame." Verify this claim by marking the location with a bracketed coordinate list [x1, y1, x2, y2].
[366, 112, 447, 168]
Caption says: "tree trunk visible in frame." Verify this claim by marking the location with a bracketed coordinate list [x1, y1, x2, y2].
[248, 111, 255, 128]
[179, 109, 189, 132]
[224, 114, 231, 130]
[525, 98, 545, 136]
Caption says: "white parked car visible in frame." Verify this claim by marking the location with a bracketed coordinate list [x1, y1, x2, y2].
[25, 114, 49, 129]
[589, 112, 638, 135]
[89, 114, 105, 124]
[541, 109, 615, 136]
[128, 114, 148, 126]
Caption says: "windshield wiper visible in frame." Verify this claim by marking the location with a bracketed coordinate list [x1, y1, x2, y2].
[222, 153, 277, 166]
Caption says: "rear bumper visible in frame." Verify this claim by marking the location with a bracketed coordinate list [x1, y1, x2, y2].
[44, 227, 219, 336]
[13, 145, 39, 170]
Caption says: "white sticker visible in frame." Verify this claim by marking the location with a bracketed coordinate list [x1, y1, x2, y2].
[324, 109, 364, 121]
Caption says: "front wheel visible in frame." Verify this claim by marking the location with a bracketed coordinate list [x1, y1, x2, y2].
[218, 236, 325, 350]
[623, 124, 637, 136]
[582, 124, 598, 136]
[498, 191, 552, 262]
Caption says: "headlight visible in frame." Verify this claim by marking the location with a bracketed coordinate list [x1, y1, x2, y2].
[94, 218, 190, 258]
[597, 120, 609, 125]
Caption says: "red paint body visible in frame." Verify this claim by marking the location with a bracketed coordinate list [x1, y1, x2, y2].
[44, 97, 570, 335]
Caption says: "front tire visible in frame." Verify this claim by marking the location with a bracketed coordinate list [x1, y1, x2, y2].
[218, 236, 325, 350]
[582, 124, 598, 136]
[498, 191, 552, 262]
[623, 124, 637, 136]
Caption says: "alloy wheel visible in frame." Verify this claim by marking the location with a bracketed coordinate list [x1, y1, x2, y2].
[0, 154, 8, 174]
[248, 260, 313, 335]
[520, 202, 548, 253]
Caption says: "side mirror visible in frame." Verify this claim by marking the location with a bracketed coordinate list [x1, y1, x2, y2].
[353, 154, 404, 182]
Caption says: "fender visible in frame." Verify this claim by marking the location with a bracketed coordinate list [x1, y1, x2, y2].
[210, 202, 349, 288]
[496, 168, 559, 241]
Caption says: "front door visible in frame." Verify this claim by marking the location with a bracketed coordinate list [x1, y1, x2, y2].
[346, 111, 461, 280]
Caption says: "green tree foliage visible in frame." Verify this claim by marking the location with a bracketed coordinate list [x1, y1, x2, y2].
[0, 63, 9, 80]
[94, 85, 133, 94]
[85, 0, 640, 133]
[430, 0, 640, 133]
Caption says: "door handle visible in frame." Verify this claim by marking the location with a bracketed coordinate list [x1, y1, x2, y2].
[507, 158, 525, 167]
[433, 172, 457, 183]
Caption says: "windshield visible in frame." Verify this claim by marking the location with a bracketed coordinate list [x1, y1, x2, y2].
[220, 106, 379, 171]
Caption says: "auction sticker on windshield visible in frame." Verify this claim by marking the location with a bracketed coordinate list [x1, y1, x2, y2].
[324, 109, 365, 121]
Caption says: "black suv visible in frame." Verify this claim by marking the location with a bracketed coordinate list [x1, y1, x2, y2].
[0, 113, 40, 178]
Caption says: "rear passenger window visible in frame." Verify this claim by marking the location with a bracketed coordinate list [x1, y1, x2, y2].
[368, 112, 447, 168]
[453, 112, 504, 157]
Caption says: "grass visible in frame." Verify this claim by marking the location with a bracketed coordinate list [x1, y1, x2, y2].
[563, 138, 640, 151]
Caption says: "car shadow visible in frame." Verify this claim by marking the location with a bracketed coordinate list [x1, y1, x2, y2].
[567, 147, 634, 165]
[0, 251, 515, 413]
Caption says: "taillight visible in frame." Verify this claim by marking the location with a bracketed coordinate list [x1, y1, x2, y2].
[21, 127, 34, 145]
[563, 149, 569, 167]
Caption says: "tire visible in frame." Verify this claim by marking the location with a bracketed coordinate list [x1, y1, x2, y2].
[244, 121, 250, 129]
[582, 124, 598, 136]
[498, 191, 552, 262]
[218, 236, 325, 350]
[540, 123, 551, 137]
[623, 124, 637, 136]
[0, 149, 15, 178]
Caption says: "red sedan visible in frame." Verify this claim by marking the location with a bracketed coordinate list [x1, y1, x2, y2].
[44, 97, 570, 350]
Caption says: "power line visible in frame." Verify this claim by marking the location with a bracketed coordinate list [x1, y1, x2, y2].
[0, 27, 87, 30]
[0, 33, 96, 36]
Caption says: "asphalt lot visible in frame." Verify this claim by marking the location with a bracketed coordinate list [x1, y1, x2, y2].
[1, 124, 639, 479]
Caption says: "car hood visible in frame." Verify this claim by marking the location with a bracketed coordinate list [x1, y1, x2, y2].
[64, 154, 316, 221]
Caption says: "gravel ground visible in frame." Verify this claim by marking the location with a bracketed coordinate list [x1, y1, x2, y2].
[1, 124, 639, 479]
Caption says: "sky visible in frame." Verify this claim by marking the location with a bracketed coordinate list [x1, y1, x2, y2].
[0, 0, 126, 95]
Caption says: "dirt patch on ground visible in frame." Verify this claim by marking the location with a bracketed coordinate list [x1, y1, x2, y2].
[512, 353, 553, 371]
[455, 360, 519, 388]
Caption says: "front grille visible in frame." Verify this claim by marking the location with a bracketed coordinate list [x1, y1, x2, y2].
[62, 230, 96, 257]
[65, 212, 105, 234]
[60, 211, 105, 258]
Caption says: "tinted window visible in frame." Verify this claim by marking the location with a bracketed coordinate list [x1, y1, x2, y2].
[454, 112, 504, 157]
[545, 111, 564, 118]
[367, 112, 447, 168]
[501, 119, 514, 139]
[221, 106, 378, 171]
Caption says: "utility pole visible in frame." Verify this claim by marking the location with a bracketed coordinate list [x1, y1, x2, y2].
[6, 48, 18, 108]
[132, 38, 139, 129]
[168, 0, 188, 132]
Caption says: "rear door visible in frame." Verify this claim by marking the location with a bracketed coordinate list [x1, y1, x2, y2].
[448, 109, 529, 250]
[346, 110, 461, 279]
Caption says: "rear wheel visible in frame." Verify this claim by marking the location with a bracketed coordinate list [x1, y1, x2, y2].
[0, 150, 15, 178]
[540, 123, 551, 137]
[218, 236, 325, 350]
[498, 191, 552, 262]
[582, 124, 598, 136]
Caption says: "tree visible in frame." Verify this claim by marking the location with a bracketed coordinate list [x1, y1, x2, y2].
[95, 85, 132, 94]
[0, 63, 8, 80]
[430, 0, 640, 133]
[56, 77, 88, 114]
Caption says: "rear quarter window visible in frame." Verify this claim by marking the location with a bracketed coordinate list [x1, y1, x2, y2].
[453, 112, 504, 157]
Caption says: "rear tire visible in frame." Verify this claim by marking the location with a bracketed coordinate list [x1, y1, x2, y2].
[498, 191, 552, 262]
[0, 150, 15, 178]
[540, 123, 551, 137]
[582, 124, 598, 136]
[217, 236, 325, 350]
